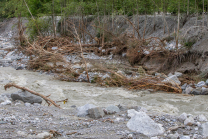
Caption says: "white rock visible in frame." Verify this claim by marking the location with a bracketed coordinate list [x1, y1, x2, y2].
[168, 73, 173, 77]
[197, 114, 208, 122]
[77, 104, 96, 117]
[17, 131, 27, 137]
[144, 50, 150, 55]
[184, 116, 195, 126]
[200, 122, 208, 138]
[72, 64, 82, 69]
[162, 75, 181, 85]
[196, 81, 205, 87]
[174, 72, 183, 77]
[1, 100, 11, 105]
[127, 109, 164, 137]
[185, 86, 193, 94]
[28, 132, 53, 138]
[178, 113, 187, 122]
[180, 136, 190, 139]
[151, 137, 158, 139]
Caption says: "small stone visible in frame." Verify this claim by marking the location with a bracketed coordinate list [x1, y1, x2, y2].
[105, 105, 120, 114]
[184, 117, 195, 126]
[178, 113, 187, 123]
[88, 107, 105, 119]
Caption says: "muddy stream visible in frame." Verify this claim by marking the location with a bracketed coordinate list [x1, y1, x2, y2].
[0, 67, 207, 117]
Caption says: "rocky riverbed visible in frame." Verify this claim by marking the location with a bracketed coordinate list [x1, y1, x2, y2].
[2, 17, 208, 139]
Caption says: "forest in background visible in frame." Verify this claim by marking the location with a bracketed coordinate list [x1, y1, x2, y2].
[0, 0, 207, 18]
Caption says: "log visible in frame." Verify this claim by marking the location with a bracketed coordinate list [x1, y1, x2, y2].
[4, 83, 61, 109]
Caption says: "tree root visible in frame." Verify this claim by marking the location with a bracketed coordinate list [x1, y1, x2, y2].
[4, 83, 61, 109]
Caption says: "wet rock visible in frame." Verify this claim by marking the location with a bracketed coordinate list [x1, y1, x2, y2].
[199, 122, 208, 138]
[77, 104, 96, 117]
[174, 72, 183, 77]
[11, 90, 42, 104]
[88, 107, 105, 119]
[197, 114, 208, 122]
[184, 116, 195, 126]
[196, 81, 205, 87]
[162, 75, 181, 86]
[178, 113, 188, 123]
[127, 109, 164, 137]
[105, 105, 120, 114]
[201, 87, 208, 95]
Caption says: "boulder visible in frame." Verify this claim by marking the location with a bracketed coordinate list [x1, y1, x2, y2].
[197, 114, 208, 122]
[88, 107, 105, 119]
[196, 81, 206, 87]
[201, 87, 208, 95]
[184, 117, 195, 126]
[127, 109, 164, 137]
[190, 88, 202, 95]
[105, 105, 120, 114]
[185, 86, 193, 94]
[162, 75, 181, 86]
[199, 122, 208, 138]
[11, 90, 42, 104]
[178, 113, 187, 123]
[77, 104, 96, 117]
[181, 83, 187, 90]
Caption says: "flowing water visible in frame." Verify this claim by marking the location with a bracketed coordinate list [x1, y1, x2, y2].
[1, 67, 208, 117]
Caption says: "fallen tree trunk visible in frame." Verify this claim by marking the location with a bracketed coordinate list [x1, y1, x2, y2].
[4, 83, 61, 109]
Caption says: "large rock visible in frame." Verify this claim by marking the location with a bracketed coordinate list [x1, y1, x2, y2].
[190, 88, 202, 95]
[162, 75, 181, 86]
[185, 86, 194, 94]
[105, 105, 120, 114]
[88, 107, 105, 119]
[184, 117, 195, 126]
[178, 113, 187, 123]
[196, 81, 205, 87]
[127, 109, 164, 137]
[197, 114, 208, 122]
[199, 122, 208, 138]
[11, 90, 42, 104]
[77, 104, 96, 117]
[201, 87, 208, 95]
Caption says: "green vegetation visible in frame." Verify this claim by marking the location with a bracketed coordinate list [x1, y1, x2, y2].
[0, 0, 206, 19]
